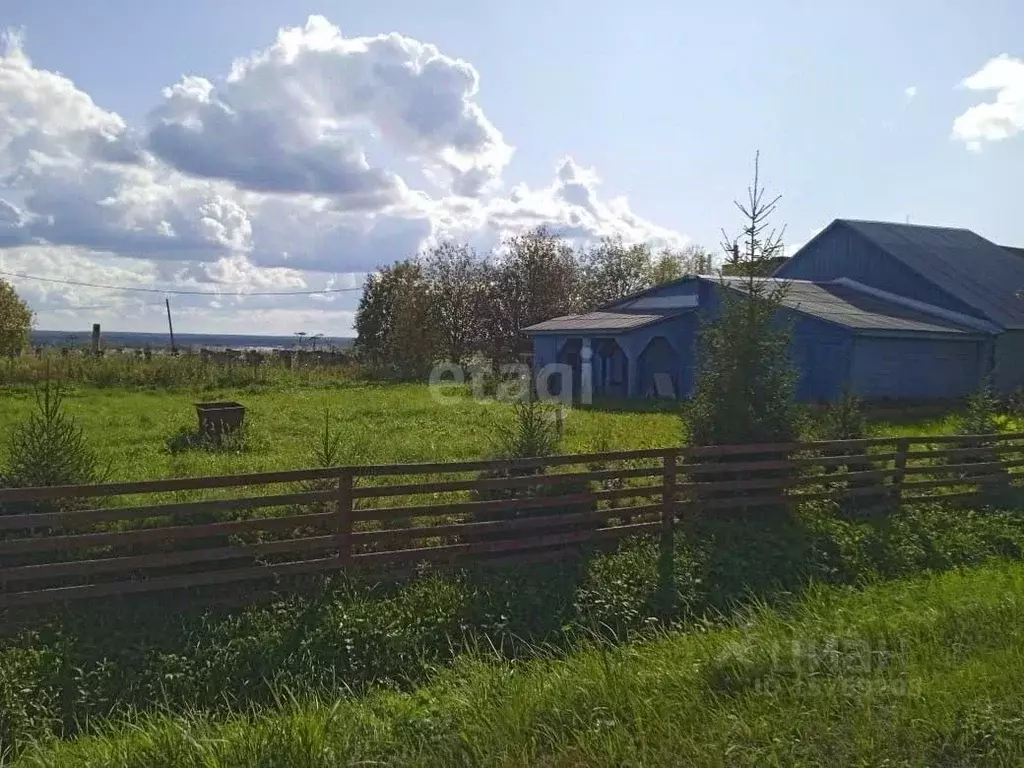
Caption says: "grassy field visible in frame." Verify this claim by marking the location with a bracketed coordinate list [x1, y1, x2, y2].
[0, 382, 686, 482]
[0, 377, 982, 484]
[14, 558, 1024, 766]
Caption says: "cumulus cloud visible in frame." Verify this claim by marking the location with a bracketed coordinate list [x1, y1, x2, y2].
[146, 16, 511, 199]
[0, 29, 141, 181]
[0, 16, 689, 333]
[442, 157, 689, 251]
[904, 85, 917, 99]
[952, 54, 1024, 151]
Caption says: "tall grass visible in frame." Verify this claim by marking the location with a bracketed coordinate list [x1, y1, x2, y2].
[4, 497, 1024, 760]
[0, 353, 361, 391]
[15, 559, 1024, 766]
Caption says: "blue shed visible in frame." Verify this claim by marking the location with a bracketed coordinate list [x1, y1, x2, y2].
[524, 218, 1024, 403]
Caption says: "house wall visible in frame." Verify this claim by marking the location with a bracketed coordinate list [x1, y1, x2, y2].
[788, 316, 853, 402]
[994, 331, 1024, 394]
[528, 274, 994, 404]
[699, 281, 853, 403]
[610, 276, 702, 305]
[530, 335, 561, 371]
[622, 313, 699, 398]
[849, 336, 987, 400]
[776, 224, 987, 321]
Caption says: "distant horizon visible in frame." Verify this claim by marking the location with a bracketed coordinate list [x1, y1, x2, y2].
[32, 328, 355, 340]
[29, 328, 356, 351]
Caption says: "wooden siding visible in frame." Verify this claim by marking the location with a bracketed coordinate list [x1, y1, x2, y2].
[850, 336, 986, 399]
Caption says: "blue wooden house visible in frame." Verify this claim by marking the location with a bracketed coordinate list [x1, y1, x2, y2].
[523, 219, 1024, 403]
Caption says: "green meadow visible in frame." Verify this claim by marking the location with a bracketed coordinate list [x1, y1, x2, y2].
[0, 378, 972, 484]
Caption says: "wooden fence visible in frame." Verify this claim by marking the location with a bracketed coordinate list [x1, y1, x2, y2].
[1, 432, 1024, 613]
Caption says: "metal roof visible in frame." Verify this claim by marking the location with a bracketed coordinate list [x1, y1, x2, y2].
[717, 276, 982, 335]
[838, 219, 1024, 329]
[523, 309, 690, 334]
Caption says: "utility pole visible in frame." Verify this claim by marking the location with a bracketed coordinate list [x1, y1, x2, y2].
[165, 298, 178, 355]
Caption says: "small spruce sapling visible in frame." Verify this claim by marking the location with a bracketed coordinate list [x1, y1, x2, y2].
[2, 375, 104, 514]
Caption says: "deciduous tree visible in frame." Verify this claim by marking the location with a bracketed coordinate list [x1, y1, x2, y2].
[580, 237, 654, 308]
[482, 227, 584, 364]
[422, 242, 489, 365]
[652, 243, 714, 285]
[354, 260, 437, 379]
[0, 279, 32, 356]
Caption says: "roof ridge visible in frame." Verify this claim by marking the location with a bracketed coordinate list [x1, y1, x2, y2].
[837, 218, 972, 233]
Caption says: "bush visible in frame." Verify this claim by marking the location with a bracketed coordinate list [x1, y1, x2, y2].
[165, 424, 254, 455]
[686, 284, 800, 447]
[473, 400, 589, 529]
[961, 382, 1000, 436]
[1, 377, 104, 514]
[819, 392, 866, 442]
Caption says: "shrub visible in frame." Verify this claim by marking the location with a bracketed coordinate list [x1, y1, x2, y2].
[960, 382, 1000, 436]
[472, 400, 589, 532]
[1, 376, 104, 514]
[955, 382, 1014, 503]
[820, 392, 867, 442]
[492, 397, 563, 460]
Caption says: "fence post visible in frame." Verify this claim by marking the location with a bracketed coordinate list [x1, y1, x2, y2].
[662, 449, 678, 534]
[337, 470, 354, 564]
[656, 448, 679, 621]
[891, 438, 909, 509]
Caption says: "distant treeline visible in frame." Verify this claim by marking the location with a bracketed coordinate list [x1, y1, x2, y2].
[354, 227, 716, 379]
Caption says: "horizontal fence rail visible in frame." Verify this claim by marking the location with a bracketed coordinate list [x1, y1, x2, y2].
[1, 433, 1024, 613]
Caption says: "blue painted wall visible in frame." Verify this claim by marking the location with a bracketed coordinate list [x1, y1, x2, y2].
[608, 276, 701, 306]
[788, 316, 853, 402]
[776, 223, 986, 321]
[849, 336, 986, 399]
[995, 331, 1024, 394]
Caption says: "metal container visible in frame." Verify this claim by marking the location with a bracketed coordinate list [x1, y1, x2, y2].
[195, 401, 246, 441]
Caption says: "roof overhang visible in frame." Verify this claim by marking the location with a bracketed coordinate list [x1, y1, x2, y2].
[523, 308, 692, 335]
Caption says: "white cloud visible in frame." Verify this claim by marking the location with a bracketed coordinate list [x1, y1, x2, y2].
[146, 16, 511, 199]
[904, 85, 917, 99]
[952, 54, 1024, 151]
[0, 16, 689, 334]
[438, 157, 689, 252]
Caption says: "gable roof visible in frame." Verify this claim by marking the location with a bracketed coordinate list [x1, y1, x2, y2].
[717, 276, 984, 335]
[834, 219, 1024, 329]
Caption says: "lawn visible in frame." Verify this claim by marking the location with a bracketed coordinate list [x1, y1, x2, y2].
[16, 557, 1024, 767]
[0, 377, 984, 485]
[0, 382, 684, 483]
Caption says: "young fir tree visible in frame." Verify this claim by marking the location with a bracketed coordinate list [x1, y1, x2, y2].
[687, 152, 799, 447]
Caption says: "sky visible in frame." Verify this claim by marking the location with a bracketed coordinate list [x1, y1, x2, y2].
[0, 0, 1022, 337]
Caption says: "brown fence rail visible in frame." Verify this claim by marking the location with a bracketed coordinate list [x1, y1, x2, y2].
[2, 432, 1024, 612]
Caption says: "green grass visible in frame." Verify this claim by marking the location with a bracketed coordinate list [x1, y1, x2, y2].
[0, 384, 682, 482]
[5, 498, 1024, 762]
[14, 558, 1024, 767]
[1, 379, 1009, 485]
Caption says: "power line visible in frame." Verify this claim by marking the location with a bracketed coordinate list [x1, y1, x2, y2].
[0, 270, 362, 296]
